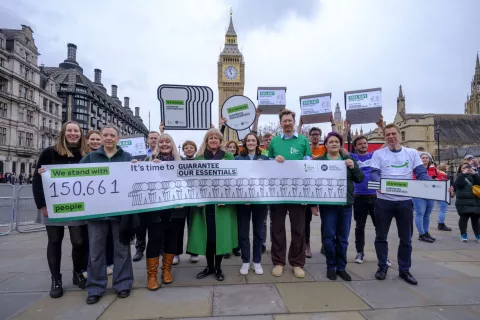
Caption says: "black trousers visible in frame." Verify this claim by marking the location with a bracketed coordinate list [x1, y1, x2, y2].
[135, 218, 148, 253]
[353, 195, 377, 253]
[206, 205, 223, 269]
[46, 225, 87, 276]
[146, 217, 185, 259]
[305, 207, 313, 244]
[459, 214, 480, 235]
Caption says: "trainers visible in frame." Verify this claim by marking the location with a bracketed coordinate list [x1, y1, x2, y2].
[253, 263, 264, 275]
[476, 235, 480, 243]
[240, 263, 250, 275]
[438, 223, 452, 231]
[386, 258, 392, 267]
[419, 234, 434, 243]
[82, 271, 88, 279]
[272, 265, 284, 277]
[173, 255, 180, 265]
[190, 255, 199, 263]
[355, 252, 364, 264]
[461, 234, 468, 242]
[292, 266, 305, 278]
[425, 232, 436, 242]
[106, 265, 114, 275]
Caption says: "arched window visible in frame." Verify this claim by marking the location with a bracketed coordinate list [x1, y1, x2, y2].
[401, 131, 405, 141]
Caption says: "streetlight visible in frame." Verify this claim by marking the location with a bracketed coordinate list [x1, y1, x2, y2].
[436, 128, 441, 164]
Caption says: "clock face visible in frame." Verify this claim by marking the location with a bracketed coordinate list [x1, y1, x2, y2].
[224, 66, 238, 80]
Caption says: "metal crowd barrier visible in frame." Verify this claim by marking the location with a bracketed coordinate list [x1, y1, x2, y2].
[15, 185, 45, 233]
[0, 184, 15, 236]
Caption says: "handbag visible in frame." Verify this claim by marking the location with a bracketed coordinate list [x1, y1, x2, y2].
[464, 177, 480, 199]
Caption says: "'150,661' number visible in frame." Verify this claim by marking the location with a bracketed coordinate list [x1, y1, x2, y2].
[49, 180, 119, 198]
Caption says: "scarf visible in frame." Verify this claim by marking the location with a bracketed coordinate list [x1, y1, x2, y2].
[155, 153, 175, 161]
[204, 149, 225, 160]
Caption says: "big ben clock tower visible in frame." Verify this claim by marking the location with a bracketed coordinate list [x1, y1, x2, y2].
[218, 9, 245, 141]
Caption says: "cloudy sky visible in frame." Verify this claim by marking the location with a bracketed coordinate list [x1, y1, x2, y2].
[2, 0, 479, 151]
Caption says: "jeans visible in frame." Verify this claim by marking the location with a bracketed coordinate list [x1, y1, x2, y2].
[353, 195, 377, 253]
[237, 204, 268, 263]
[413, 198, 434, 235]
[319, 205, 352, 271]
[374, 199, 413, 272]
[437, 201, 449, 224]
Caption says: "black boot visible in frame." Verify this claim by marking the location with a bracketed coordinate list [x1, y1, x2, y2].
[50, 274, 63, 298]
[438, 223, 452, 231]
[132, 250, 144, 262]
[73, 271, 86, 289]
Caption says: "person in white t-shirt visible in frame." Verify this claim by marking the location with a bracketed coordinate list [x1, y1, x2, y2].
[369, 124, 432, 285]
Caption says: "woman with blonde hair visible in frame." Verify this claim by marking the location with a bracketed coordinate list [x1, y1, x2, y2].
[188, 128, 238, 281]
[143, 133, 186, 290]
[33, 121, 90, 298]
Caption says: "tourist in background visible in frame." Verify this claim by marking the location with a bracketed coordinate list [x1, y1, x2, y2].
[188, 128, 237, 281]
[312, 132, 364, 281]
[33, 121, 90, 298]
[436, 163, 452, 231]
[454, 163, 480, 242]
[235, 132, 269, 275]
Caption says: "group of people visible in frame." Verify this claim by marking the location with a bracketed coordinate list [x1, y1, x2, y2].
[1, 171, 32, 184]
[32, 107, 479, 304]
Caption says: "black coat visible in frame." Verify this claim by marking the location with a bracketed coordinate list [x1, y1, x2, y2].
[32, 146, 84, 210]
[454, 173, 480, 215]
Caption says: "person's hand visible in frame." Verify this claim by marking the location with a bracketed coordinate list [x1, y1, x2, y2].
[344, 119, 351, 132]
[152, 159, 162, 163]
[131, 159, 138, 163]
[257, 158, 263, 161]
[40, 206, 48, 217]
[330, 113, 335, 125]
[275, 155, 285, 163]
[345, 159, 354, 169]
[38, 168, 46, 175]
[159, 122, 165, 134]
[449, 186, 455, 197]
[376, 115, 384, 129]
[255, 108, 262, 117]
[311, 206, 319, 216]
[299, 117, 304, 127]
[245, 203, 251, 206]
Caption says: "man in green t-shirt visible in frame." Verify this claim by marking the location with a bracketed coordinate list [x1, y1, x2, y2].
[268, 109, 312, 279]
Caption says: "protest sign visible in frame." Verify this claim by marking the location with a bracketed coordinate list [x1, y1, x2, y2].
[367, 179, 451, 203]
[118, 135, 147, 160]
[221, 95, 257, 131]
[257, 87, 286, 114]
[41, 160, 347, 221]
[300, 93, 332, 124]
[345, 88, 382, 125]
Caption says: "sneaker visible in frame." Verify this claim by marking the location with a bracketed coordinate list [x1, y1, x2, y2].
[82, 271, 88, 279]
[355, 252, 364, 264]
[292, 266, 305, 278]
[240, 263, 250, 275]
[476, 235, 480, 243]
[106, 265, 114, 275]
[253, 263, 264, 275]
[173, 255, 180, 265]
[438, 223, 452, 231]
[190, 255, 199, 263]
[272, 265, 284, 277]
[425, 232, 436, 242]
[461, 234, 468, 242]
[419, 234, 434, 243]
[386, 258, 392, 267]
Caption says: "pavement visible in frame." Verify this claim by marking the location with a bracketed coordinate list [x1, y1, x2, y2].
[1, 205, 480, 320]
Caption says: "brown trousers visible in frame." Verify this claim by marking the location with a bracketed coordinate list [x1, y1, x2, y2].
[270, 204, 306, 267]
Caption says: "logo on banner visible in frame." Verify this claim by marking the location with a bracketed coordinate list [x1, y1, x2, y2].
[302, 99, 319, 105]
[321, 164, 328, 171]
[260, 91, 275, 96]
[348, 94, 368, 101]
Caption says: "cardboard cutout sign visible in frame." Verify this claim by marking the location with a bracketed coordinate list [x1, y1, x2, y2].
[221, 95, 257, 131]
[300, 93, 332, 124]
[344, 88, 382, 125]
[257, 87, 286, 114]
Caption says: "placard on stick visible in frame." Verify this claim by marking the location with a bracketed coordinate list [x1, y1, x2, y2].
[299, 93, 332, 124]
[257, 87, 286, 114]
[344, 88, 382, 125]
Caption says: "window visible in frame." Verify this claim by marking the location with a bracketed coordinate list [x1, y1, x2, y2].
[24, 67, 28, 79]
[23, 87, 28, 99]
[48, 136, 52, 146]
[41, 135, 45, 150]
[42, 117, 46, 127]
[0, 38, 3, 49]
[18, 131, 24, 146]
[50, 83, 54, 93]
[43, 98, 47, 110]
[0, 78, 7, 92]
[0, 58, 5, 67]
[75, 113, 88, 121]
[0, 102, 6, 117]
[401, 131, 406, 141]
[0, 127, 6, 145]
[55, 122, 59, 133]
[26, 109, 33, 124]
[29, 89, 33, 100]
[49, 101, 53, 113]
[26, 132, 33, 146]
[18, 108, 24, 121]
[74, 97, 89, 107]
[48, 119, 52, 129]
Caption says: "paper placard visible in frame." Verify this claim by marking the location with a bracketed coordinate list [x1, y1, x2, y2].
[345, 88, 382, 125]
[368, 179, 451, 203]
[118, 135, 147, 160]
[257, 87, 286, 114]
[158, 84, 213, 130]
[300, 93, 332, 124]
[221, 95, 257, 131]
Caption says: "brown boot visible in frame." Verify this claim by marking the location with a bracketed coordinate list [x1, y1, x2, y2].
[146, 257, 159, 291]
[162, 253, 174, 284]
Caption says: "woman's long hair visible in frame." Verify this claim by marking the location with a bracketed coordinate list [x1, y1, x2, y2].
[240, 132, 262, 156]
[152, 133, 181, 160]
[54, 121, 89, 157]
[196, 128, 225, 157]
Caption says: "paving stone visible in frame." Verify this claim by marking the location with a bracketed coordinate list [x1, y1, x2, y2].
[360, 306, 480, 320]
[345, 279, 436, 308]
[246, 266, 315, 284]
[0, 292, 45, 320]
[409, 261, 469, 279]
[414, 250, 477, 262]
[182, 316, 273, 320]
[409, 278, 480, 305]
[99, 287, 213, 320]
[456, 250, 480, 261]
[276, 282, 370, 313]
[14, 291, 117, 320]
[213, 284, 287, 316]
[345, 262, 398, 280]
[0, 272, 23, 284]
[304, 264, 361, 282]
[0, 272, 81, 293]
[468, 305, 480, 313]
[274, 311, 365, 319]
[437, 262, 480, 277]
[169, 266, 246, 287]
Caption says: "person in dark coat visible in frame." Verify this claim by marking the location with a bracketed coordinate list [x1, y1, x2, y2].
[454, 163, 480, 242]
[33, 121, 90, 299]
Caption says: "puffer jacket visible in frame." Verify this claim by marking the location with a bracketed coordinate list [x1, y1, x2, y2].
[454, 173, 480, 215]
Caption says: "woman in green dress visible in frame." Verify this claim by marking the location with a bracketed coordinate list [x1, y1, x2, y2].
[187, 128, 238, 281]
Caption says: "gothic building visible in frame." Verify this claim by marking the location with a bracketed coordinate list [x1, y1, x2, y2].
[465, 53, 480, 115]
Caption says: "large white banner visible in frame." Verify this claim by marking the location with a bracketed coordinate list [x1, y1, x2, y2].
[41, 160, 348, 221]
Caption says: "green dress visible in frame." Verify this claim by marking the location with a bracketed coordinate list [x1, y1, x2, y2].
[186, 151, 238, 255]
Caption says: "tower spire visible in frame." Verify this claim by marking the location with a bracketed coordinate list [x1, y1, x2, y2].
[226, 9, 237, 37]
[399, 84, 404, 98]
